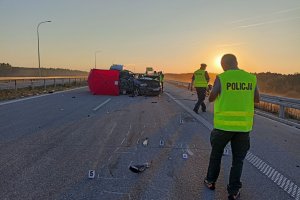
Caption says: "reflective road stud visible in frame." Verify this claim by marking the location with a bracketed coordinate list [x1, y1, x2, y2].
[88, 170, 95, 179]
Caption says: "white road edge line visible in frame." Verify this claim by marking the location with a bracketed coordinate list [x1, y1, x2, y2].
[165, 91, 300, 200]
[93, 98, 111, 111]
[0, 86, 87, 106]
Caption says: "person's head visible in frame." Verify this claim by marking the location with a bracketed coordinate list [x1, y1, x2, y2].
[221, 54, 238, 71]
[200, 63, 207, 70]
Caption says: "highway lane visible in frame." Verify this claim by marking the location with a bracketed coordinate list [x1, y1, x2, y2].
[0, 85, 299, 199]
[165, 82, 300, 200]
[0, 87, 216, 199]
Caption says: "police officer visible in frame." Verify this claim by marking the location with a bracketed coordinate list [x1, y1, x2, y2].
[192, 63, 210, 114]
[159, 71, 164, 93]
[204, 54, 260, 200]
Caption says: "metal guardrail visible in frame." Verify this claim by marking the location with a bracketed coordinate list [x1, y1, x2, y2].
[0, 76, 87, 90]
[166, 80, 300, 120]
[260, 94, 300, 118]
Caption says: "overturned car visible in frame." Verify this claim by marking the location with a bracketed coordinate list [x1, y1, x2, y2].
[133, 76, 161, 96]
[118, 70, 161, 96]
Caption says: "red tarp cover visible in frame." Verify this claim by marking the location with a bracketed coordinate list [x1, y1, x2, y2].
[88, 69, 119, 96]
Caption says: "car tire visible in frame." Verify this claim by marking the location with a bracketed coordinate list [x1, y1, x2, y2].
[134, 88, 141, 96]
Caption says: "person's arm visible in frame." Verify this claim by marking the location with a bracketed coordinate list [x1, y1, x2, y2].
[205, 71, 210, 82]
[191, 74, 195, 90]
[254, 86, 260, 103]
[209, 76, 221, 102]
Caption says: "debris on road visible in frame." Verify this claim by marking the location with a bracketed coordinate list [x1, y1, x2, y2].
[129, 162, 150, 173]
[142, 138, 148, 146]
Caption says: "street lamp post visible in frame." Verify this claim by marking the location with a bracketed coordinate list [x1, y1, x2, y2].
[94, 50, 101, 69]
[37, 20, 51, 77]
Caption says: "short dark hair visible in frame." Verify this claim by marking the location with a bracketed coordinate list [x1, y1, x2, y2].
[221, 54, 237, 67]
[200, 63, 207, 70]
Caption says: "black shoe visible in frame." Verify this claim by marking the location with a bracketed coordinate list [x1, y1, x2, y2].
[193, 109, 199, 114]
[228, 191, 240, 200]
[204, 179, 215, 190]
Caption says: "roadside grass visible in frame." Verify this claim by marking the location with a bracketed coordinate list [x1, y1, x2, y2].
[0, 82, 87, 101]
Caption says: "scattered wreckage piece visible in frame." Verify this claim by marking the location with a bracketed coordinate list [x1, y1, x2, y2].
[129, 162, 150, 173]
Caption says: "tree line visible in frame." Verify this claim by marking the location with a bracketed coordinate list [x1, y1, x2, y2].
[255, 72, 300, 98]
[0, 63, 88, 77]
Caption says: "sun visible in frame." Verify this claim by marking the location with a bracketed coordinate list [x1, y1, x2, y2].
[214, 55, 223, 70]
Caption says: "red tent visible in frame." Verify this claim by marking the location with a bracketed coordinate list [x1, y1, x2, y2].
[88, 69, 119, 96]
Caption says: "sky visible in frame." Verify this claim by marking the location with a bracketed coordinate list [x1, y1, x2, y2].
[0, 0, 300, 74]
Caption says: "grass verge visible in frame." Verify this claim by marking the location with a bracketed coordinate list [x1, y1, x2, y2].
[0, 83, 87, 101]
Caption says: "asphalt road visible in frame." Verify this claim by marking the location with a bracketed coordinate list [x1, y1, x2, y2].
[0, 83, 299, 200]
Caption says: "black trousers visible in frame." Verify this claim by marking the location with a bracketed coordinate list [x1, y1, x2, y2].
[206, 129, 250, 195]
[194, 87, 206, 111]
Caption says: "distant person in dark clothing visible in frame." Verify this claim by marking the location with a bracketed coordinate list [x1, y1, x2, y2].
[191, 63, 210, 114]
[204, 54, 260, 200]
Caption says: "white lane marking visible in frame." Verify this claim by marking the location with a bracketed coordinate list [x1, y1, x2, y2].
[0, 86, 87, 106]
[128, 161, 133, 168]
[166, 91, 300, 200]
[98, 177, 129, 180]
[165, 92, 213, 130]
[140, 130, 144, 136]
[106, 123, 117, 141]
[114, 147, 120, 153]
[246, 152, 300, 200]
[114, 151, 136, 154]
[126, 124, 132, 136]
[119, 124, 132, 145]
[93, 98, 111, 111]
[121, 138, 126, 145]
[103, 190, 131, 199]
[186, 148, 194, 156]
[108, 156, 113, 161]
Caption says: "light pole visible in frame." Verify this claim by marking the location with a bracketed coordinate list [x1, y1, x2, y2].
[94, 50, 101, 69]
[37, 20, 51, 76]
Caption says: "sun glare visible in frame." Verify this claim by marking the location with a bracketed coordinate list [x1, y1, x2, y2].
[214, 55, 222, 70]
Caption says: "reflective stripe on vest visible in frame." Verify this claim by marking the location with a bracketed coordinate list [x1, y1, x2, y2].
[214, 70, 256, 132]
[194, 69, 207, 87]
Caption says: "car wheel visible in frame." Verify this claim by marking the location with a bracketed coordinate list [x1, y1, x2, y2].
[134, 88, 141, 96]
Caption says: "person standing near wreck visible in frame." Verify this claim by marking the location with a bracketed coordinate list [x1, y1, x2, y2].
[204, 54, 260, 200]
[191, 63, 210, 113]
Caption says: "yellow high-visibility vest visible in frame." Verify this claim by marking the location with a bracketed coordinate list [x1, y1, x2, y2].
[160, 74, 164, 82]
[214, 70, 257, 132]
[194, 69, 208, 87]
